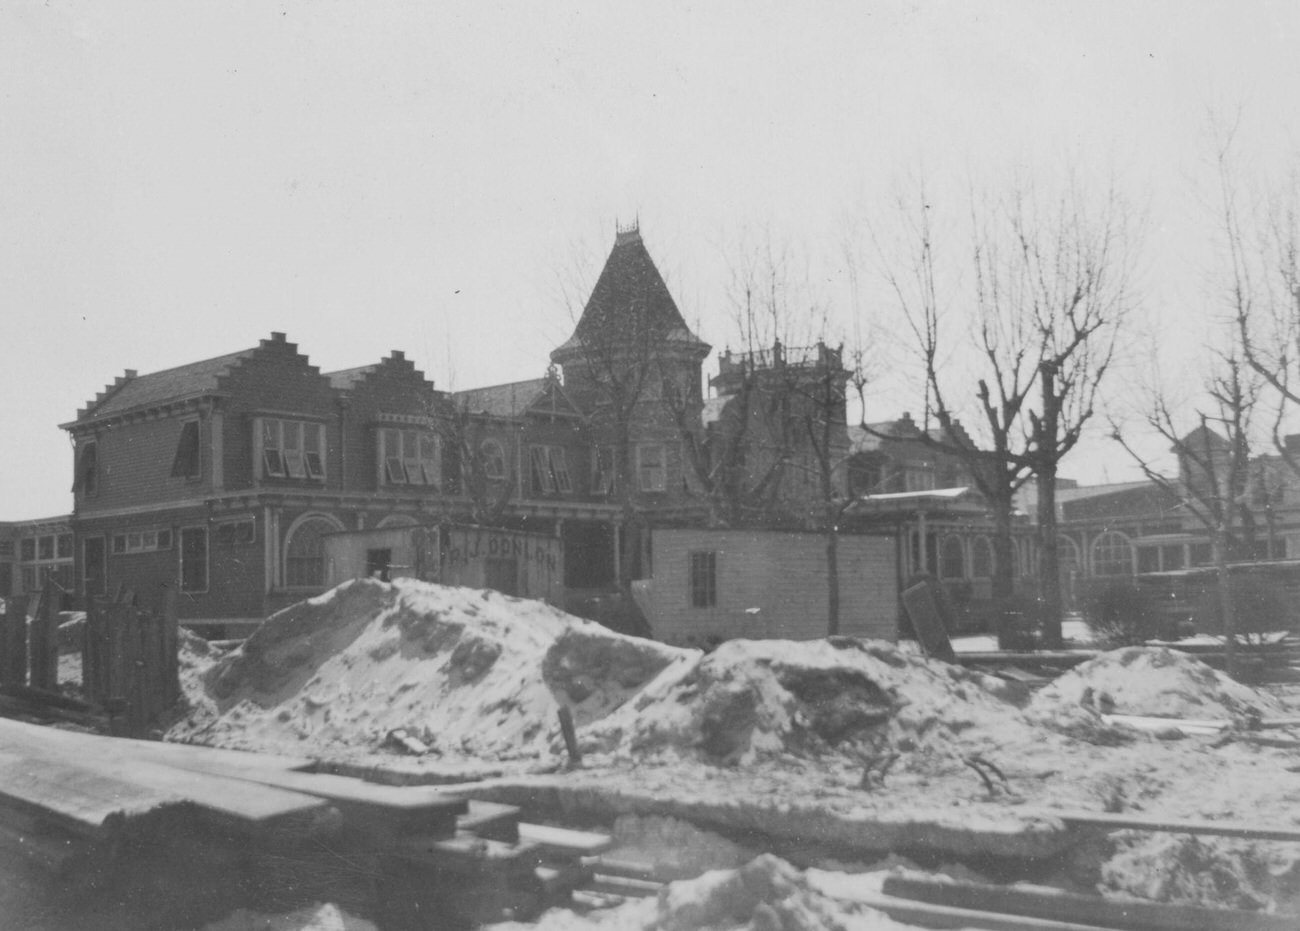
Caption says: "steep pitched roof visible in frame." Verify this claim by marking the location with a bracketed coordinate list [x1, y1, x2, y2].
[70, 347, 258, 422]
[454, 379, 547, 418]
[552, 225, 708, 360]
[326, 364, 379, 390]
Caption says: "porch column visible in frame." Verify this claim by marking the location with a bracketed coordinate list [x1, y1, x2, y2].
[612, 522, 621, 581]
[917, 511, 929, 574]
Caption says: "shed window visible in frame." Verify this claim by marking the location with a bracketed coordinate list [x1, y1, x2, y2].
[688, 551, 717, 608]
[171, 420, 201, 478]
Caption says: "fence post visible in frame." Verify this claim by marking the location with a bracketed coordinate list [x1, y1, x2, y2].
[160, 582, 180, 706]
[0, 595, 29, 687]
[28, 583, 59, 692]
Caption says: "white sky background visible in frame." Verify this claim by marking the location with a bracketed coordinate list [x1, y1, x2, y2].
[2, 1, 1299, 520]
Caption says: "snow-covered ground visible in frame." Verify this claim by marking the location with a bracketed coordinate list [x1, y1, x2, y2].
[159, 578, 1300, 925]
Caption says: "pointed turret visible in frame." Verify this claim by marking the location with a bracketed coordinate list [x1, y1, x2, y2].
[551, 222, 709, 366]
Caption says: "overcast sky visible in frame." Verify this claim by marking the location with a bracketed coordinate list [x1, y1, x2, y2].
[3, 1, 1298, 520]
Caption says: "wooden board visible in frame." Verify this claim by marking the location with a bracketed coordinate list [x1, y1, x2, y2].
[831, 889, 1138, 931]
[882, 874, 1298, 931]
[0, 748, 184, 838]
[1046, 809, 1300, 843]
[901, 579, 958, 663]
[517, 822, 613, 857]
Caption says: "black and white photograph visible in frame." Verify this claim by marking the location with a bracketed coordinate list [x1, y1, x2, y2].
[4, 2, 1300, 928]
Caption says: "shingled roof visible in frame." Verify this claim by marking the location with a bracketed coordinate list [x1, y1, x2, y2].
[551, 224, 708, 361]
[454, 379, 548, 418]
[68, 346, 259, 424]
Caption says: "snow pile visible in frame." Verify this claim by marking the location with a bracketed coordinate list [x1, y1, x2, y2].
[1029, 647, 1282, 722]
[168, 578, 689, 760]
[1102, 834, 1300, 913]
[494, 855, 919, 931]
[610, 814, 755, 880]
[203, 902, 377, 931]
[581, 637, 1030, 765]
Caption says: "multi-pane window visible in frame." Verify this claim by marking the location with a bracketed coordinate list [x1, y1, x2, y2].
[380, 429, 440, 487]
[171, 420, 201, 479]
[637, 443, 666, 492]
[1091, 531, 1133, 577]
[591, 446, 615, 495]
[261, 419, 326, 481]
[111, 528, 173, 555]
[20, 538, 35, 562]
[38, 536, 54, 560]
[57, 534, 73, 559]
[285, 518, 334, 588]
[215, 520, 256, 546]
[688, 551, 717, 608]
[529, 446, 572, 495]
[479, 439, 507, 481]
[179, 527, 208, 593]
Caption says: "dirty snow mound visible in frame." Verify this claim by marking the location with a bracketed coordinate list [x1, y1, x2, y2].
[203, 902, 378, 931]
[167, 578, 689, 761]
[493, 855, 921, 930]
[581, 637, 1029, 766]
[1102, 834, 1300, 914]
[1029, 647, 1281, 722]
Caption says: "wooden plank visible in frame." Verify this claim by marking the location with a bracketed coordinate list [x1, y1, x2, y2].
[882, 875, 1298, 931]
[458, 800, 521, 842]
[517, 822, 613, 857]
[0, 717, 315, 775]
[902, 579, 957, 663]
[395, 833, 543, 872]
[1101, 715, 1226, 737]
[955, 651, 1097, 667]
[0, 749, 184, 838]
[584, 874, 662, 898]
[831, 889, 1134, 931]
[1047, 810, 1300, 843]
[0, 722, 336, 841]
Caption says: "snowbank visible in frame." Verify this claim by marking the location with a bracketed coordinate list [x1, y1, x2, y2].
[1028, 647, 1282, 722]
[168, 578, 690, 761]
[492, 855, 919, 931]
[580, 637, 1031, 765]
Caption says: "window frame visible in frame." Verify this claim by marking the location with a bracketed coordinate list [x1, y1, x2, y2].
[528, 444, 571, 496]
[636, 443, 667, 493]
[77, 441, 99, 496]
[591, 445, 615, 495]
[258, 417, 327, 482]
[688, 550, 718, 608]
[110, 527, 174, 555]
[1091, 531, 1134, 578]
[479, 438, 507, 481]
[379, 427, 440, 488]
[170, 419, 202, 480]
[215, 519, 256, 546]
[179, 526, 209, 593]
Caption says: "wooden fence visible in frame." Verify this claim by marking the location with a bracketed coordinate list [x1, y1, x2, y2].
[0, 582, 180, 736]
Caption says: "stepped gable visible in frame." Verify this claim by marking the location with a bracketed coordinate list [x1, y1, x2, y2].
[326, 350, 433, 392]
[551, 223, 709, 362]
[65, 332, 320, 426]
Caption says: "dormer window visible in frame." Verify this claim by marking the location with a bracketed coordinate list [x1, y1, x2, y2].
[258, 418, 326, 481]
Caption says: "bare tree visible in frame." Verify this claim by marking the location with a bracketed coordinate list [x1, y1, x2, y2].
[875, 174, 1138, 647]
[1111, 348, 1262, 676]
[437, 396, 516, 526]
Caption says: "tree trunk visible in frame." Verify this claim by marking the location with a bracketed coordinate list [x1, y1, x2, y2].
[826, 522, 840, 637]
[1213, 524, 1238, 678]
[1037, 469, 1063, 649]
[991, 498, 1018, 648]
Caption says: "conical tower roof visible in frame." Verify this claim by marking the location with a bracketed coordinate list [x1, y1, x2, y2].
[552, 224, 709, 363]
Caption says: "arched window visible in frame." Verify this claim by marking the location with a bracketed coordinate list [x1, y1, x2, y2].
[285, 515, 342, 588]
[939, 535, 965, 579]
[971, 536, 993, 579]
[480, 439, 506, 481]
[1057, 536, 1081, 577]
[1091, 531, 1134, 577]
[377, 514, 417, 529]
